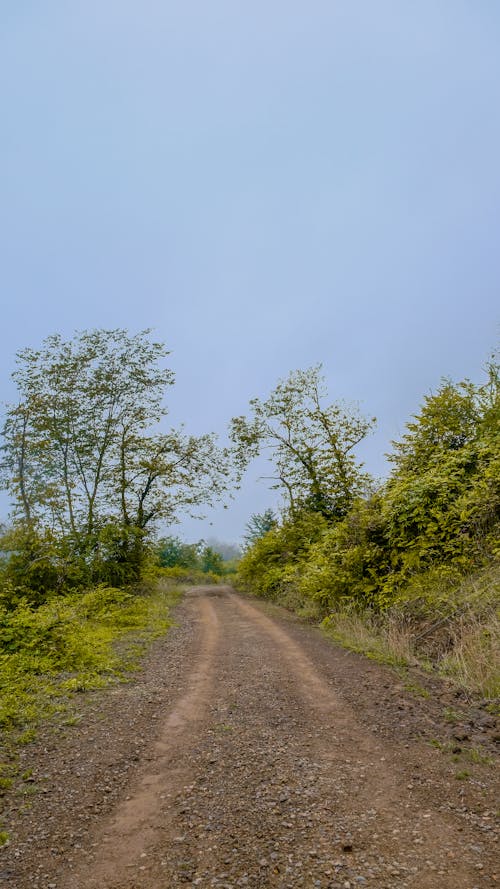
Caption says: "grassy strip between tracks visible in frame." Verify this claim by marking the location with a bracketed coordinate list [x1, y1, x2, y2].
[0, 579, 182, 843]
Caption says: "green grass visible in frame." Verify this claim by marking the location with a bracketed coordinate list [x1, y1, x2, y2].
[0, 579, 182, 809]
[466, 747, 495, 766]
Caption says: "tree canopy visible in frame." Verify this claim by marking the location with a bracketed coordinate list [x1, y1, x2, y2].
[1, 329, 234, 588]
[230, 366, 375, 520]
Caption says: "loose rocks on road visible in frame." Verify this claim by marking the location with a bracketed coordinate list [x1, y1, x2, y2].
[2, 586, 498, 888]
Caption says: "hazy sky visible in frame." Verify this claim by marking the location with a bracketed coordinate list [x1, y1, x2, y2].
[1, 2, 499, 543]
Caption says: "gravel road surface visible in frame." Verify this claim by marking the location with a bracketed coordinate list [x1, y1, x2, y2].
[2, 586, 498, 888]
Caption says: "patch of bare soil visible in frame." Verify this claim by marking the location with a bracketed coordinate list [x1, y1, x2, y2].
[1, 586, 498, 888]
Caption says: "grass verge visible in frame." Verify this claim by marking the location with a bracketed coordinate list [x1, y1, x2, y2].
[322, 604, 499, 699]
[0, 579, 182, 843]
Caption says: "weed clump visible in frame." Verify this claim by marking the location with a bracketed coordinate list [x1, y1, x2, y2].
[0, 580, 180, 737]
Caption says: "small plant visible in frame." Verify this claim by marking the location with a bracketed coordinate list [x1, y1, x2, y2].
[429, 738, 456, 755]
[455, 770, 470, 780]
[404, 680, 430, 699]
[0, 831, 9, 846]
[466, 747, 495, 766]
[61, 713, 83, 726]
[16, 729, 37, 745]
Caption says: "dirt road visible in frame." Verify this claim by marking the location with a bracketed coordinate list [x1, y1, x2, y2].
[2, 586, 498, 888]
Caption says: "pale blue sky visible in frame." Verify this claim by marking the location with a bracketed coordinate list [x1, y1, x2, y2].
[1, 2, 499, 542]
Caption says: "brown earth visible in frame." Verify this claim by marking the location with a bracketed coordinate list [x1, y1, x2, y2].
[1, 585, 498, 889]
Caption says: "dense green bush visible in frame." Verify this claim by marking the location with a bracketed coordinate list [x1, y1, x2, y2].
[0, 582, 177, 730]
[238, 360, 500, 620]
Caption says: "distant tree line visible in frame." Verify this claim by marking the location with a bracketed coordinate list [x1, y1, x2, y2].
[155, 537, 225, 575]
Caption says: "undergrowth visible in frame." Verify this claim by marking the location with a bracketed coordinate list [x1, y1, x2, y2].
[0, 579, 181, 734]
[0, 578, 182, 841]
[152, 565, 222, 585]
[321, 564, 500, 698]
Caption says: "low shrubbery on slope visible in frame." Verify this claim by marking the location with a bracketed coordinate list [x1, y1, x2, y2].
[0, 580, 180, 735]
[0, 577, 180, 834]
[237, 361, 500, 698]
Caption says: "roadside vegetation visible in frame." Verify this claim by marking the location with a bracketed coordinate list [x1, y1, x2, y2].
[0, 328, 239, 842]
[154, 535, 239, 584]
[0, 329, 498, 844]
[0, 580, 180, 740]
[235, 357, 500, 699]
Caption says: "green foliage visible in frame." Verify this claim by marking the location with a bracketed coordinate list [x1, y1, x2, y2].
[0, 581, 179, 733]
[243, 509, 278, 548]
[384, 369, 500, 586]
[0, 329, 236, 601]
[237, 354, 500, 696]
[156, 536, 200, 569]
[239, 358, 499, 612]
[155, 566, 221, 584]
[200, 546, 224, 575]
[297, 494, 391, 609]
[153, 536, 237, 579]
[230, 365, 375, 520]
[237, 510, 328, 604]
[204, 538, 241, 562]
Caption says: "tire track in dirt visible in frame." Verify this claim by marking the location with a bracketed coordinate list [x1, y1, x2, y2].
[225, 592, 489, 888]
[63, 593, 219, 889]
[9, 585, 496, 889]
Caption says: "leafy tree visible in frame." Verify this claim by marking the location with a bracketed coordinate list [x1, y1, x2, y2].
[156, 536, 200, 569]
[204, 537, 241, 561]
[243, 509, 278, 547]
[1, 329, 233, 588]
[237, 510, 327, 602]
[237, 353, 499, 616]
[230, 366, 375, 520]
[297, 494, 391, 609]
[388, 379, 481, 474]
[2, 330, 173, 536]
[385, 365, 500, 577]
[200, 545, 224, 575]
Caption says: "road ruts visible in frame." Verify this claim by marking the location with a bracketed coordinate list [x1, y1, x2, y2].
[58, 586, 498, 889]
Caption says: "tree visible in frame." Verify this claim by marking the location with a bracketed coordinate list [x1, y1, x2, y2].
[243, 509, 278, 548]
[230, 366, 375, 520]
[1, 329, 233, 586]
[385, 364, 500, 575]
[388, 379, 481, 475]
[199, 545, 224, 575]
[156, 536, 200, 569]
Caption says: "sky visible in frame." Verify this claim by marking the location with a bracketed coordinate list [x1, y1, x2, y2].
[1, 1, 499, 544]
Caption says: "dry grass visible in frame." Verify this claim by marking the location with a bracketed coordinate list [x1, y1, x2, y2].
[439, 613, 500, 698]
[322, 609, 415, 669]
[322, 592, 500, 699]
